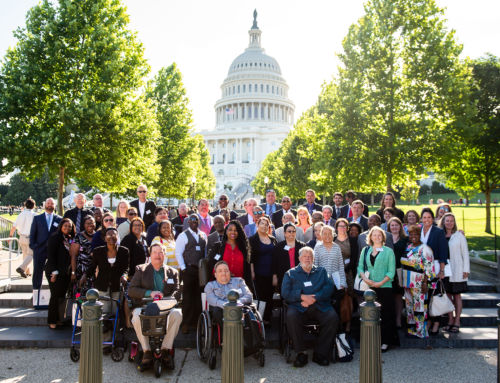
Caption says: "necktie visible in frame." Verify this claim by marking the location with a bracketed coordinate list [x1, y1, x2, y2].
[76, 210, 81, 233]
[46, 214, 51, 230]
[336, 208, 340, 218]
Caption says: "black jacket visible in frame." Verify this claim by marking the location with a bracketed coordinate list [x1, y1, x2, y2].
[347, 215, 369, 232]
[271, 208, 297, 229]
[376, 207, 405, 223]
[302, 202, 323, 212]
[88, 245, 129, 292]
[120, 233, 149, 278]
[130, 199, 157, 229]
[207, 241, 254, 293]
[210, 209, 238, 220]
[272, 239, 306, 288]
[63, 207, 94, 231]
[248, 233, 277, 276]
[45, 232, 72, 279]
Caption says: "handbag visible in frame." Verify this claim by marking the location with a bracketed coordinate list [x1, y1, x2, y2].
[429, 281, 455, 317]
[335, 333, 354, 362]
[354, 247, 369, 294]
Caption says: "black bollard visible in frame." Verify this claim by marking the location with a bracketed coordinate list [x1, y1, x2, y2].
[221, 289, 244, 383]
[79, 289, 103, 383]
[359, 289, 382, 383]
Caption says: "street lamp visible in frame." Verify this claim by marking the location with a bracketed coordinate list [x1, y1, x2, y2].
[191, 176, 196, 207]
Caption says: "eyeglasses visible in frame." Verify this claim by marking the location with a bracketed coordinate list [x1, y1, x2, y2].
[128, 211, 137, 216]
[265, 189, 275, 194]
[282, 200, 291, 203]
[138, 190, 147, 193]
[188, 217, 199, 222]
[104, 218, 114, 223]
[285, 230, 296, 234]
[337, 224, 347, 228]
[219, 197, 228, 201]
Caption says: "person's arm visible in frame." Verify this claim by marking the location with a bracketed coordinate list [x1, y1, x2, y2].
[120, 248, 129, 283]
[460, 233, 470, 277]
[238, 279, 253, 305]
[384, 247, 396, 280]
[281, 271, 301, 303]
[69, 241, 80, 281]
[146, 225, 156, 246]
[29, 217, 38, 250]
[314, 268, 334, 301]
[204, 282, 226, 308]
[128, 267, 149, 299]
[335, 246, 347, 288]
[174, 233, 187, 270]
[45, 236, 58, 278]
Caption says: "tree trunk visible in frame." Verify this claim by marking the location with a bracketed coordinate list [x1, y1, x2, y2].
[57, 167, 65, 215]
[485, 175, 491, 233]
[109, 193, 113, 211]
[386, 169, 393, 193]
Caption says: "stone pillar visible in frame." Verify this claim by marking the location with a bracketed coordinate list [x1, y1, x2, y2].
[359, 290, 382, 383]
[216, 139, 219, 164]
[221, 290, 244, 383]
[79, 289, 103, 383]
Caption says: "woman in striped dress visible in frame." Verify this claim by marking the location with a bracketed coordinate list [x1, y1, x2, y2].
[313, 225, 347, 290]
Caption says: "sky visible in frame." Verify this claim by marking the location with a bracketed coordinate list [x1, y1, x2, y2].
[1, 0, 499, 133]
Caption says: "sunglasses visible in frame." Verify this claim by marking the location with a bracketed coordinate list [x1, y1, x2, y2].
[253, 211, 264, 215]
[104, 218, 114, 223]
[219, 197, 228, 201]
[282, 200, 291, 203]
[128, 211, 137, 216]
[188, 217, 199, 222]
[137, 190, 147, 193]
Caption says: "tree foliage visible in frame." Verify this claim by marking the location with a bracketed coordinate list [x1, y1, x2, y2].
[0, 0, 159, 212]
[1, 170, 58, 206]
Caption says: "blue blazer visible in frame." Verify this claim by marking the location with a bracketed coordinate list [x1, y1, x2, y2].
[29, 213, 62, 258]
[426, 225, 448, 263]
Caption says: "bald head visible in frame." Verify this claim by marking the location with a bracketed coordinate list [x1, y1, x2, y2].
[45, 198, 55, 213]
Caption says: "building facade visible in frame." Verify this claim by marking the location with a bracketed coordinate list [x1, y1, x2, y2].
[201, 11, 294, 196]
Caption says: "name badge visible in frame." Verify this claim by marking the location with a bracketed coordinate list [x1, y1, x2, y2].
[146, 209, 151, 214]
[376, 247, 383, 252]
[214, 254, 221, 261]
[167, 278, 174, 284]
[304, 281, 312, 287]
[284, 245, 290, 251]
[344, 258, 350, 265]
[196, 246, 201, 251]
[53, 222, 59, 227]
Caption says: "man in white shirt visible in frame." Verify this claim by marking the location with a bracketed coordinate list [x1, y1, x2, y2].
[10, 198, 36, 278]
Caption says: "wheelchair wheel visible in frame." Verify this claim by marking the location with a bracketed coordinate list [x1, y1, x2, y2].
[70, 347, 80, 362]
[196, 311, 212, 361]
[111, 347, 124, 362]
[208, 350, 217, 370]
[154, 359, 162, 378]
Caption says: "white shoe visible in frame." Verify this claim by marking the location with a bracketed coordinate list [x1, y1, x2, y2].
[381, 344, 389, 352]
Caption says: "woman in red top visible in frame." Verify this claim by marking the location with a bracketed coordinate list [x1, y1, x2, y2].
[207, 220, 254, 293]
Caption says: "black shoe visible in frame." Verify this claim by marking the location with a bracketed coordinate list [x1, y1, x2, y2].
[16, 267, 27, 278]
[312, 353, 329, 366]
[293, 352, 308, 368]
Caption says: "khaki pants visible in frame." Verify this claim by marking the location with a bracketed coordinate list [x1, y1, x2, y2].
[18, 235, 33, 273]
[131, 307, 182, 351]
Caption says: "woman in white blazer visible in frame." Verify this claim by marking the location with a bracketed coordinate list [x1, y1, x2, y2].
[439, 213, 470, 333]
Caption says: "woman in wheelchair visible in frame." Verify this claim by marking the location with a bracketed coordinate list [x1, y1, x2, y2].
[204, 261, 253, 325]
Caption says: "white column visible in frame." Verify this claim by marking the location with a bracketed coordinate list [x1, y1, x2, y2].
[225, 139, 228, 163]
[252, 137, 256, 162]
[215, 139, 219, 164]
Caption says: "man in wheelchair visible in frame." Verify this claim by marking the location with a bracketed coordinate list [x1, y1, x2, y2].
[281, 246, 339, 367]
[128, 243, 182, 368]
[204, 260, 253, 324]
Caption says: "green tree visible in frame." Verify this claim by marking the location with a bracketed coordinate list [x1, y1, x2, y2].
[189, 134, 216, 200]
[440, 55, 500, 232]
[322, 0, 469, 192]
[145, 63, 200, 198]
[0, 0, 159, 214]
[1, 170, 57, 206]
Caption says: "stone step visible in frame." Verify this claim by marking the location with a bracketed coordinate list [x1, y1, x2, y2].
[0, 326, 72, 348]
[0, 307, 47, 326]
[0, 292, 34, 308]
[461, 292, 500, 308]
[396, 327, 498, 349]
[467, 279, 497, 293]
[460, 308, 498, 327]
[6, 277, 49, 293]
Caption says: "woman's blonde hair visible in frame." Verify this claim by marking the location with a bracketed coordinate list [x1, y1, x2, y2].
[366, 226, 387, 246]
[296, 206, 312, 226]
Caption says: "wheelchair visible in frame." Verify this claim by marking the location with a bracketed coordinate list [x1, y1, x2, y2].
[128, 297, 178, 378]
[196, 293, 266, 370]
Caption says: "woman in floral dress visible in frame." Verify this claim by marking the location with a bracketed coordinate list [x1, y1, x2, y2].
[402, 224, 436, 338]
[70, 216, 96, 293]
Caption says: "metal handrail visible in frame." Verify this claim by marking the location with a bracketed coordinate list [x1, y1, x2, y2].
[0, 237, 21, 280]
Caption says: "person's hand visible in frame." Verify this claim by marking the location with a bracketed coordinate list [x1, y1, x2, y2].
[251, 270, 256, 280]
[272, 275, 278, 287]
[120, 276, 128, 286]
[70, 273, 76, 282]
[79, 275, 87, 288]
[150, 291, 163, 298]
[463, 272, 469, 279]
[300, 294, 315, 307]
[438, 270, 445, 280]
[50, 274, 57, 283]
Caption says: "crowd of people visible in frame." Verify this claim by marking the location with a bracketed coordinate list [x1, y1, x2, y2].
[8, 186, 470, 367]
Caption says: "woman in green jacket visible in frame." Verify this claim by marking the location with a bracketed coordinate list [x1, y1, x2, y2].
[357, 226, 399, 352]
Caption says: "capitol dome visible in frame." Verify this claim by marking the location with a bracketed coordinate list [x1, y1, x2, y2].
[201, 10, 294, 198]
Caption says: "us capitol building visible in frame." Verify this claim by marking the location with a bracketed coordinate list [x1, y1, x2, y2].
[200, 11, 295, 198]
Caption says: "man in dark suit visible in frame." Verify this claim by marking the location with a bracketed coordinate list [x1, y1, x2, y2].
[344, 190, 369, 218]
[303, 189, 322, 215]
[210, 194, 238, 220]
[206, 215, 225, 255]
[130, 185, 156, 229]
[259, 189, 282, 217]
[271, 196, 297, 229]
[347, 200, 369, 232]
[172, 203, 188, 239]
[63, 193, 93, 233]
[332, 192, 346, 219]
[237, 198, 258, 228]
[322, 205, 336, 227]
[29, 197, 62, 293]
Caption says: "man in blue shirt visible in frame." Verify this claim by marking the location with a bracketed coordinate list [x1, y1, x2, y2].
[281, 246, 338, 367]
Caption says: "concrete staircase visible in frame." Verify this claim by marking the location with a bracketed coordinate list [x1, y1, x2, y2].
[0, 278, 498, 348]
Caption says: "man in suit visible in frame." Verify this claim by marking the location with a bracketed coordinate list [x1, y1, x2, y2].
[29, 198, 62, 292]
[63, 193, 93, 233]
[237, 198, 258, 228]
[91, 193, 110, 213]
[272, 196, 297, 229]
[347, 200, 369, 232]
[260, 189, 282, 217]
[210, 194, 238, 220]
[344, 190, 369, 218]
[322, 205, 336, 227]
[183, 198, 212, 236]
[130, 185, 156, 229]
[303, 189, 322, 215]
[332, 192, 346, 219]
[128, 243, 182, 369]
[172, 203, 188, 239]
[207, 215, 225, 255]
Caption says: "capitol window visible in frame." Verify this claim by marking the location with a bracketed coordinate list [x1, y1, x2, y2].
[254, 84, 257, 92]
[249, 84, 251, 92]
[238, 85, 240, 93]
[232, 86, 235, 94]
[243, 84, 246, 92]
[260, 84, 263, 92]
[272, 86, 275, 94]
[266, 84, 269, 93]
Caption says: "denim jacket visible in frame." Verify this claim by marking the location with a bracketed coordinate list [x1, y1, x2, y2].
[281, 265, 334, 313]
[204, 277, 253, 308]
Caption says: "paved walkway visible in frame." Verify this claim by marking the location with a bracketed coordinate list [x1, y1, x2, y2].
[0, 347, 497, 382]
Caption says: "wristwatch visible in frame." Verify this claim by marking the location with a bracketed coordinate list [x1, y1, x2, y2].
[71, 271, 75, 275]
